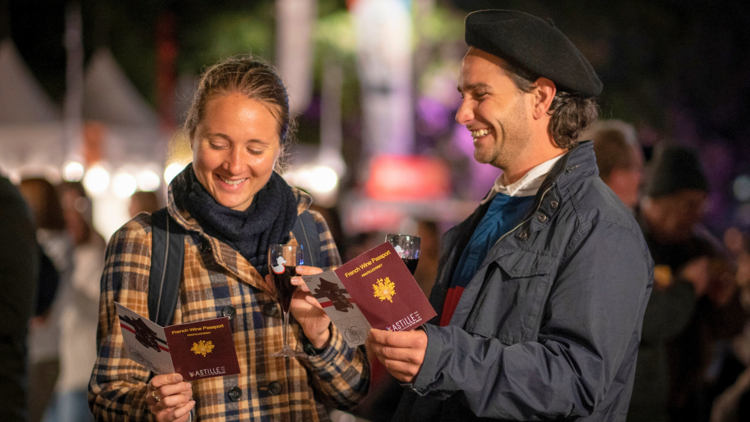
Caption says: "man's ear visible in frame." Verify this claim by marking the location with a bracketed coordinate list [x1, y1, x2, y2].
[531, 77, 556, 120]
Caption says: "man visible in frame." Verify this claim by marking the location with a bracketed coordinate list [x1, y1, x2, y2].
[366, 10, 653, 421]
[0, 175, 40, 422]
[630, 145, 740, 422]
[584, 119, 644, 209]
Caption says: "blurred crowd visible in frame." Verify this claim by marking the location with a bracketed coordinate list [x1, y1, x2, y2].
[2, 119, 750, 422]
[0, 179, 160, 422]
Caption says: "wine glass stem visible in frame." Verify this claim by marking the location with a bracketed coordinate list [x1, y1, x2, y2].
[282, 310, 291, 349]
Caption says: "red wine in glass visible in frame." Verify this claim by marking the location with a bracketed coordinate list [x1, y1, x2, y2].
[402, 258, 419, 275]
[385, 234, 421, 275]
[271, 265, 297, 313]
[268, 244, 306, 358]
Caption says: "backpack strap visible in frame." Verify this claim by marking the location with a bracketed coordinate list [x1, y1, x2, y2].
[291, 210, 320, 268]
[148, 207, 186, 326]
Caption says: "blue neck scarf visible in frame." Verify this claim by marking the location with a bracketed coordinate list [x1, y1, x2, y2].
[183, 165, 297, 276]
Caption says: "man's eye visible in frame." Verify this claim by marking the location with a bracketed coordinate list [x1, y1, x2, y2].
[248, 148, 264, 155]
[209, 142, 227, 149]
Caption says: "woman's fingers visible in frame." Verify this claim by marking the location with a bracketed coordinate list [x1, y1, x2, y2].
[148, 374, 194, 421]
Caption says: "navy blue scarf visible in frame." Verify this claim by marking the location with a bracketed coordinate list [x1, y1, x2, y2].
[184, 165, 297, 276]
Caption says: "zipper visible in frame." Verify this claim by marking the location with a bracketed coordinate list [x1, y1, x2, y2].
[492, 184, 554, 248]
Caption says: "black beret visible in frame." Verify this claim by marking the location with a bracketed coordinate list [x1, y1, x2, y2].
[645, 146, 709, 198]
[465, 9, 603, 97]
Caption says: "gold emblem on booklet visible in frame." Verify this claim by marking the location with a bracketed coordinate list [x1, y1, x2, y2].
[191, 340, 215, 357]
[373, 277, 396, 303]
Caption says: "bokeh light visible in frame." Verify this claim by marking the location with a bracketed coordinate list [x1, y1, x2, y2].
[112, 172, 137, 198]
[82, 166, 110, 195]
[137, 170, 161, 192]
[164, 163, 187, 185]
[62, 161, 85, 181]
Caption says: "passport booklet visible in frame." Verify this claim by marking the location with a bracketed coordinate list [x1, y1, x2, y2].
[302, 242, 437, 347]
[115, 302, 240, 381]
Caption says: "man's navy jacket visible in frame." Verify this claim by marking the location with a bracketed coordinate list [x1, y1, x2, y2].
[394, 141, 654, 421]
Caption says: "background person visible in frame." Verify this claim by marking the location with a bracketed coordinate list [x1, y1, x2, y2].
[129, 190, 161, 218]
[367, 9, 653, 421]
[88, 55, 369, 422]
[40, 182, 104, 422]
[18, 178, 73, 422]
[630, 145, 745, 422]
[583, 119, 644, 210]
[0, 175, 40, 422]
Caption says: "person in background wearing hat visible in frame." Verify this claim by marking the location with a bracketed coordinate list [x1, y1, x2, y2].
[366, 9, 653, 421]
[582, 119, 644, 210]
[632, 145, 746, 422]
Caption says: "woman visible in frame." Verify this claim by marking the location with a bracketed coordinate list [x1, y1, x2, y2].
[89, 56, 369, 422]
[42, 183, 103, 422]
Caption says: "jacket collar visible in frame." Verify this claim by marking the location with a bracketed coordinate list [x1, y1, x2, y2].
[539, 140, 598, 194]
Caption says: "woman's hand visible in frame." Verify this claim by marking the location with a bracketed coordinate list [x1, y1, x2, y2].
[146, 373, 195, 422]
[290, 266, 331, 349]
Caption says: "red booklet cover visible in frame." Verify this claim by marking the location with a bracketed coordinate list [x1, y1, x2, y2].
[304, 243, 436, 346]
[116, 302, 240, 381]
[164, 318, 241, 381]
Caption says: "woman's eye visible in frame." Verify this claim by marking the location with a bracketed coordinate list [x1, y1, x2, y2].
[248, 149, 264, 155]
[208, 142, 227, 150]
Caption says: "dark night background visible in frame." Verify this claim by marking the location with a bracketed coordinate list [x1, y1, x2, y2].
[4, 0, 750, 233]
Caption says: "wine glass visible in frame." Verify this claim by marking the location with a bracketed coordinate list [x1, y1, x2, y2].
[385, 234, 421, 275]
[268, 244, 306, 358]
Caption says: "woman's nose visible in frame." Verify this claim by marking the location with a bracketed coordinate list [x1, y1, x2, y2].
[226, 147, 243, 173]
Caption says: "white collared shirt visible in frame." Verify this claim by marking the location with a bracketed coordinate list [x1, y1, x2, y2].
[481, 155, 565, 204]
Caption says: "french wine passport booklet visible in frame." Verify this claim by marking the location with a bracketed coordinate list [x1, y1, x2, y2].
[115, 302, 240, 381]
[302, 242, 436, 347]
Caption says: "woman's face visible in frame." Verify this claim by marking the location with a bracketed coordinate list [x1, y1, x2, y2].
[191, 93, 281, 211]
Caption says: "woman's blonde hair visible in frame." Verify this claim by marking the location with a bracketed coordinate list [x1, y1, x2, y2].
[181, 55, 295, 172]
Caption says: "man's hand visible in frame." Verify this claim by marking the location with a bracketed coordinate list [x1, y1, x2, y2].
[147, 373, 194, 422]
[366, 328, 428, 383]
[680, 256, 710, 297]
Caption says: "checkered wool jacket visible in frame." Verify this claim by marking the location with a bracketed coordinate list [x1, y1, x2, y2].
[89, 169, 370, 421]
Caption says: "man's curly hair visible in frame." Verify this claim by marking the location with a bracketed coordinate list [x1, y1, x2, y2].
[500, 59, 599, 149]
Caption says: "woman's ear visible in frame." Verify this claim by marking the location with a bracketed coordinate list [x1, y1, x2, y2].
[531, 77, 556, 120]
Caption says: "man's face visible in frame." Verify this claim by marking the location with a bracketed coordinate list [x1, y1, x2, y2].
[648, 189, 708, 242]
[456, 48, 533, 171]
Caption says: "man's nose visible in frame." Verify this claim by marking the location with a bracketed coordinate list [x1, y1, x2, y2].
[455, 99, 473, 125]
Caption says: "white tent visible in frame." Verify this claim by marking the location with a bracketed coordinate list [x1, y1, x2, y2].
[82, 48, 166, 169]
[0, 39, 64, 176]
[81, 49, 170, 239]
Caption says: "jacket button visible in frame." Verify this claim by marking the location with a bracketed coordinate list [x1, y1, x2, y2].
[517, 230, 529, 241]
[537, 214, 548, 223]
[268, 381, 282, 396]
[262, 303, 278, 317]
[221, 306, 236, 320]
[550, 200, 559, 209]
[227, 387, 242, 402]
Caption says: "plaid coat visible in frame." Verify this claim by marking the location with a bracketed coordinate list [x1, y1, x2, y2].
[89, 170, 369, 421]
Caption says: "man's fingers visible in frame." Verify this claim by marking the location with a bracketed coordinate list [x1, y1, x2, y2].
[369, 341, 423, 363]
[369, 328, 427, 349]
[380, 361, 418, 383]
